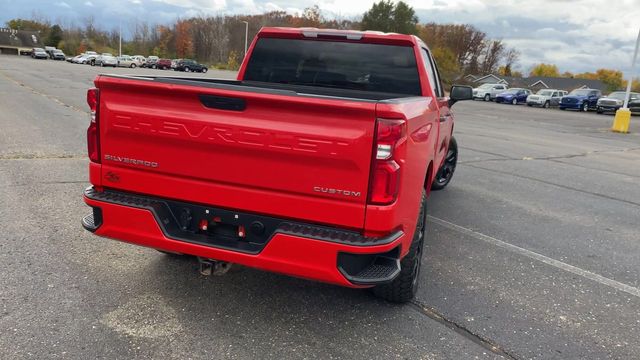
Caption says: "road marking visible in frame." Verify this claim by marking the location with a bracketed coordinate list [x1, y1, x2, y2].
[428, 215, 640, 299]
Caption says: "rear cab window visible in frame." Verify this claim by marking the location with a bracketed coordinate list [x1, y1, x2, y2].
[243, 38, 422, 96]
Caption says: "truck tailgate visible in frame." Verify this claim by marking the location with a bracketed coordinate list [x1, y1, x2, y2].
[94, 76, 376, 229]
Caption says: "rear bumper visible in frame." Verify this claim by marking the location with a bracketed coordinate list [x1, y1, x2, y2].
[82, 187, 405, 287]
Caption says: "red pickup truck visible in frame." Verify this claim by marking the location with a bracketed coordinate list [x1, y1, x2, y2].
[82, 27, 472, 302]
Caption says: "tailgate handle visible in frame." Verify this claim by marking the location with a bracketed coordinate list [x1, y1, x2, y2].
[199, 94, 246, 111]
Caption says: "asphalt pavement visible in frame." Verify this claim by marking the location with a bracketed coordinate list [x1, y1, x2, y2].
[1, 55, 639, 359]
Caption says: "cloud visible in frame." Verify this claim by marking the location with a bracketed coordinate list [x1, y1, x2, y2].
[1, 0, 638, 74]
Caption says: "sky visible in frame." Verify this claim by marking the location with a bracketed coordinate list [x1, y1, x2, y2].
[1, 0, 639, 74]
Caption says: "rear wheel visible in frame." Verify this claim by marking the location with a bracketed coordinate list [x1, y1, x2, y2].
[511, 98, 518, 105]
[202, 68, 208, 73]
[484, 94, 490, 102]
[431, 136, 458, 191]
[373, 191, 426, 303]
[130, 63, 137, 68]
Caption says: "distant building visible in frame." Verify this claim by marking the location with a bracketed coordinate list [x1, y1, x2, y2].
[0, 28, 43, 55]
[464, 73, 606, 92]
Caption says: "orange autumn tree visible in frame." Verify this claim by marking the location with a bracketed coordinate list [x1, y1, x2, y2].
[175, 20, 193, 59]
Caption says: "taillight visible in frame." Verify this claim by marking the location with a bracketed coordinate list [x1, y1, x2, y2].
[87, 88, 100, 163]
[369, 119, 406, 205]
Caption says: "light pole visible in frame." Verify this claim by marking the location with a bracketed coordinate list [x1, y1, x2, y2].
[241, 21, 248, 57]
[118, 21, 122, 57]
[612, 27, 640, 133]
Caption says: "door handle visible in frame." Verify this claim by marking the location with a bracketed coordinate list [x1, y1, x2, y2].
[439, 113, 451, 122]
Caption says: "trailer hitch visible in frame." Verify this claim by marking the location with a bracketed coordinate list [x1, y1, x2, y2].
[197, 257, 232, 276]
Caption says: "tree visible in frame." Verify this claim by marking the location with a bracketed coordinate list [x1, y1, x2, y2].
[417, 23, 486, 73]
[529, 63, 560, 77]
[576, 69, 625, 92]
[175, 20, 193, 58]
[45, 24, 63, 47]
[501, 48, 520, 76]
[480, 39, 504, 74]
[431, 47, 460, 86]
[633, 78, 640, 92]
[360, 0, 418, 34]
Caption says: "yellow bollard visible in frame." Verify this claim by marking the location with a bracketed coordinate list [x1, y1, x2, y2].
[611, 108, 631, 133]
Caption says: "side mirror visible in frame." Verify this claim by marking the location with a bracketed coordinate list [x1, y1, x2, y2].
[449, 85, 473, 107]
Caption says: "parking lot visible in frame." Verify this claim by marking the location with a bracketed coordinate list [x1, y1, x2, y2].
[1, 54, 639, 359]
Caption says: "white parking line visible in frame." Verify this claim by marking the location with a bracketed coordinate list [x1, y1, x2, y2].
[428, 215, 640, 299]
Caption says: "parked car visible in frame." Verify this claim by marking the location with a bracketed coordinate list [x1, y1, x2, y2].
[131, 55, 146, 66]
[76, 52, 98, 65]
[559, 89, 602, 111]
[472, 83, 507, 101]
[175, 59, 208, 73]
[31, 48, 48, 59]
[156, 58, 172, 70]
[629, 98, 640, 114]
[116, 55, 139, 68]
[44, 46, 58, 58]
[596, 91, 640, 114]
[81, 27, 473, 303]
[495, 88, 531, 105]
[171, 58, 182, 70]
[96, 54, 118, 67]
[526, 89, 567, 108]
[50, 49, 66, 61]
[69, 54, 84, 63]
[143, 56, 159, 68]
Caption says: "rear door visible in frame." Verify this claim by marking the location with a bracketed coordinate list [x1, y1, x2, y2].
[420, 48, 450, 169]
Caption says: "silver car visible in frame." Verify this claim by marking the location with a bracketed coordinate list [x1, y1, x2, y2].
[472, 83, 507, 101]
[597, 91, 640, 114]
[96, 54, 117, 67]
[526, 89, 567, 108]
[117, 55, 138, 68]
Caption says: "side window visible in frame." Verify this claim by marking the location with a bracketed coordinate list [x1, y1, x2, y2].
[420, 48, 443, 97]
[552, 92, 558, 97]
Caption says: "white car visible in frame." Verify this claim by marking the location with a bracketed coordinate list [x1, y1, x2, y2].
[526, 89, 567, 108]
[472, 83, 507, 101]
[131, 55, 146, 66]
[75, 54, 97, 65]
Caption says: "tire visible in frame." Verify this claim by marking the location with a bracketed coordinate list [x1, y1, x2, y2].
[152, 64, 157, 69]
[582, 102, 589, 112]
[560, 107, 566, 110]
[511, 98, 518, 105]
[90, 60, 95, 66]
[596, 107, 603, 114]
[202, 68, 207, 73]
[527, 103, 533, 107]
[543, 101, 550, 108]
[130, 63, 136, 68]
[373, 191, 426, 303]
[484, 94, 490, 102]
[431, 136, 458, 191]
[100, 62, 104, 67]
[185, 67, 191, 72]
